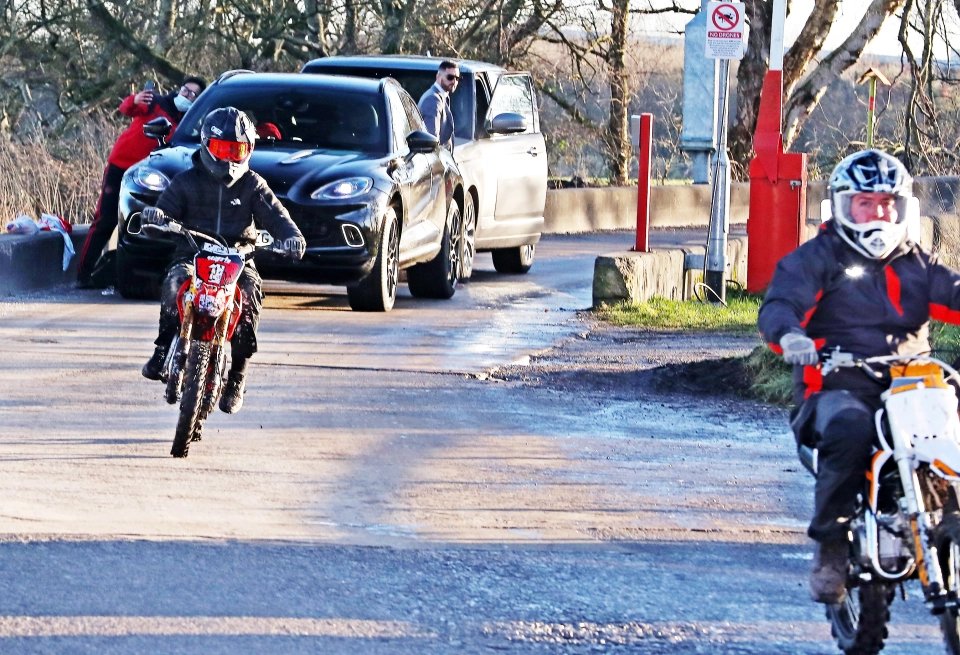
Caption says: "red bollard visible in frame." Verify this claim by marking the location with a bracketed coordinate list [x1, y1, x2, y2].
[635, 113, 653, 253]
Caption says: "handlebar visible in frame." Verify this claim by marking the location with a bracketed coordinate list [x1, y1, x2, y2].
[128, 211, 288, 257]
[820, 348, 960, 386]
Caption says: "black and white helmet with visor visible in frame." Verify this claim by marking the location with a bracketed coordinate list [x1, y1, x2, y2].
[828, 149, 913, 260]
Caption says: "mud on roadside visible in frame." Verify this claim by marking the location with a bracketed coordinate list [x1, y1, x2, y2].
[488, 313, 763, 400]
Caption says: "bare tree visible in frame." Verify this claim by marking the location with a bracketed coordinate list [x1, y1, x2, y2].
[729, 0, 771, 172]
[895, 0, 960, 174]
[606, 0, 631, 184]
[782, 0, 905, 149]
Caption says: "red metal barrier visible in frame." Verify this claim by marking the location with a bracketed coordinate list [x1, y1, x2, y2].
[747, 70, 807, 293]
[635, 113, 653, 253]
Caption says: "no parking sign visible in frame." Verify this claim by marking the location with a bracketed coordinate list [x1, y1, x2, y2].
[705, 1, 747, 60]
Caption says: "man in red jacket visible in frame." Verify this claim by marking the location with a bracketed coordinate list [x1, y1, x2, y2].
[759, 148, 960, 604]
[76, 75, 206, 288]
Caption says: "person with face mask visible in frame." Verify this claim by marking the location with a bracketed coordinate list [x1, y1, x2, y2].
[76, 75, 207, 288]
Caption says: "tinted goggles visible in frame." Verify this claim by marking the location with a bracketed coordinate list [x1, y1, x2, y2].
[207, 138, 250, 163]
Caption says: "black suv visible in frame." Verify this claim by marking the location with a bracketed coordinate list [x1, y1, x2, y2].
[116, 70, 465, 311]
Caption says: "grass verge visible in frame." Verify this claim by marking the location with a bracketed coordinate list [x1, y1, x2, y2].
[595, 293, 960, 406]
[596, 290, 761, 333]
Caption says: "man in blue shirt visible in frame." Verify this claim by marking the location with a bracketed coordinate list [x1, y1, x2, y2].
[418, 60, 459, 152]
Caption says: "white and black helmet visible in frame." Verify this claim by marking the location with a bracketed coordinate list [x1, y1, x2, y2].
[199, 106, 257, 185]
[829, 149, 913, 259]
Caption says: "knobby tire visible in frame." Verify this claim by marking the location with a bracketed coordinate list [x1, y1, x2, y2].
[827, 582, 893, 655]
[200, 345, 227, 420]
[164, 337, 186, 405]
[936, 514, 960, 654]
[171, 341, 210, 458]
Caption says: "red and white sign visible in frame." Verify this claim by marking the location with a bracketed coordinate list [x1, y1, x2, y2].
[705, 1, 747, 60]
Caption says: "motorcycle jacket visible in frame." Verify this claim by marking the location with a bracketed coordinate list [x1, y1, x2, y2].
[107, 92, 183, 170]
[758, 220, 960, 401]
[156, 150, 303, 264]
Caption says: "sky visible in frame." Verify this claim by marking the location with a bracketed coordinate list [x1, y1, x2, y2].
[636, 0, 957, 59]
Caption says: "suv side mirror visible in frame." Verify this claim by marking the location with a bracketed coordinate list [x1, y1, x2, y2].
[144, 117, 173, 149]
[486, 112, 527, 135]
[406, 130, 439, 154]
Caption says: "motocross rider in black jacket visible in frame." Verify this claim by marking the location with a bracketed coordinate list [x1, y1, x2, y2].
[140, 106, 305, 414]
[758, 149, 960, 604]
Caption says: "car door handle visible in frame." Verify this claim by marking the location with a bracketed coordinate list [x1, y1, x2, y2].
[526, 147, 539, 157]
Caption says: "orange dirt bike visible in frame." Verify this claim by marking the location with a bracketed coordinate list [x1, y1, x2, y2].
[800, 350, 960, 654]
[133, 215, 288, 458]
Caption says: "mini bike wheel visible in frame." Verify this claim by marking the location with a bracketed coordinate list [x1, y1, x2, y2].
[936, 513, 960, 654]
[826, 582, 893, 655]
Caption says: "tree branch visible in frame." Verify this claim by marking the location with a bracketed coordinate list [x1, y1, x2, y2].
[85, 0, 185, 83]
[783, 0, 906, 148]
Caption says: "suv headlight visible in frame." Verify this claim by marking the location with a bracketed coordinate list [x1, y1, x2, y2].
[312, 177, 373, 200]
[131, 166, 170, 192]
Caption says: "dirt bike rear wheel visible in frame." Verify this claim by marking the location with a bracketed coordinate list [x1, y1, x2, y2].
[935, 513, 960, 654]
[826, 581, 893, 655]
[171, 340, 210, 458]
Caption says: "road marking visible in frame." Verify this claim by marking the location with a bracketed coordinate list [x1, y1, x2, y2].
[0, 616, 434, 638]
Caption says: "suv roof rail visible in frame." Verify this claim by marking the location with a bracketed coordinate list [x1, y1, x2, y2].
[215, 69, 256, 84]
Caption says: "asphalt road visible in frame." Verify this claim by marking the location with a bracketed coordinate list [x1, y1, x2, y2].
[0, 231, 949, 654]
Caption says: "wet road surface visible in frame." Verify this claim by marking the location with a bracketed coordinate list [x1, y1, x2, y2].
[0, 231, 950, 653]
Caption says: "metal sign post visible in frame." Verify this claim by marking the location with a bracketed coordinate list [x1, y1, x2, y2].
[857, 68, 890, 148]
[703, 1, 746, 303]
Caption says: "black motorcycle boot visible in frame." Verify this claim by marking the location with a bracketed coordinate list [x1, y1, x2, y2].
[219, 372, 246, 414]
[809, 539, 849, 604]
[141, 346, 168, 381]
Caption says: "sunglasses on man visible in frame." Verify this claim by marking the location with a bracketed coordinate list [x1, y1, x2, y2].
[445, 74, 461, 82]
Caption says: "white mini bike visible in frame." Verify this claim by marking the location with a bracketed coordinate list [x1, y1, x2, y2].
[800, 351, 960, 654]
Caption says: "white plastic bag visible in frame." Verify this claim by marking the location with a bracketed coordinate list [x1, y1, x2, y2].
[4, 214, 40, 236]
[38, 213, 75, 271]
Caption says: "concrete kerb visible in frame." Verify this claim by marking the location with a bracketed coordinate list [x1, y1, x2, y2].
[556, 184, 751, 307]
[3, 178, 958, 298]
[0, 226, 88, 296]
[592, 236, 748, 308]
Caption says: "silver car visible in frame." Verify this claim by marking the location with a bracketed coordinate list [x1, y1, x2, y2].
[301, 55, 548, 279]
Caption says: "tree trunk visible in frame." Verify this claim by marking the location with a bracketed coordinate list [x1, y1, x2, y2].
[783, 0, 905, 148]
[783, 0, 840, 96]
[156, 0, 177, 52]
[380, 0, 414, 54]
[728, 0, 770, 172]
[304, 0, 329, 57]
[605, 0, 630, 185]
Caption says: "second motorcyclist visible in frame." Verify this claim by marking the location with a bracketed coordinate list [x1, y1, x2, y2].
[140, 106, 306, 414]
[758, 148, 960, 604]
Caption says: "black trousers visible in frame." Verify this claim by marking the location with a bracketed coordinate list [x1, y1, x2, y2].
[154, 261, 263, 362]
[76, 163, 125, 281]
[792, 390, 879, 543]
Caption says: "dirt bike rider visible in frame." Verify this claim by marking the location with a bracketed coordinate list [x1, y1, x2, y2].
[140, 106, 306, 414]
[758, 148, 960, 605]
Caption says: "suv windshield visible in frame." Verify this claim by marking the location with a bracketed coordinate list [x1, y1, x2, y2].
[302, 64, 472, 139]
[173, 84, 389, 154]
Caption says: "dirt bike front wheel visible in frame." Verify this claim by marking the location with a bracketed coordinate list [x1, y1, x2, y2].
[171, 340, 210, 458]
[826, 581, 893, 655]
[936, 513, 960, 654]
[164, 336, 186, 405]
